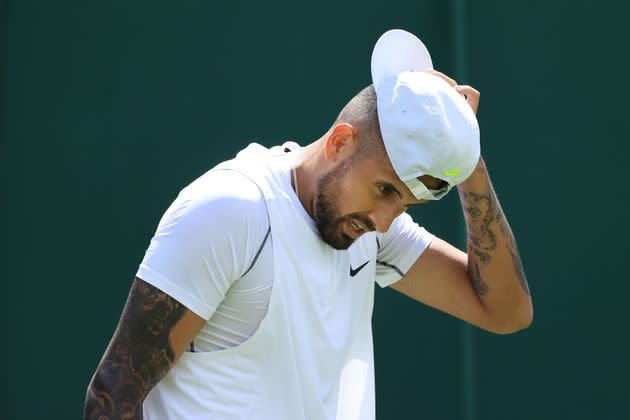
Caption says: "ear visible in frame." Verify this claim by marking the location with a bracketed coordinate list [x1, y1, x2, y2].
[324, 123, 357, 162]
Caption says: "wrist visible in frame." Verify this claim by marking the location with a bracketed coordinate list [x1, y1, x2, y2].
[457, 156, 488, 192]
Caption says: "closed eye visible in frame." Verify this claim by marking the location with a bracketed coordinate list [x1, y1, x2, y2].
[377, 182, 401, 198]
[377, 183, 391, 195]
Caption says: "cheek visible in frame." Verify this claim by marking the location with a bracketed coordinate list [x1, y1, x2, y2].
[336, 178, 375, 217]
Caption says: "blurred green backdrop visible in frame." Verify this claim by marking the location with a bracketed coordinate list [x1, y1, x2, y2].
[3, 1, 629, 419]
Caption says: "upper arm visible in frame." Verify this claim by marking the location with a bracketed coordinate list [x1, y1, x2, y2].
[136, 169, 269, 320]
[375, 213, 434, 288]
[389, 236, 496, 332]
[85, 277, 206, 420]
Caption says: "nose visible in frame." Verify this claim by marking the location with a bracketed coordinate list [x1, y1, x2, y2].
[367, 200, 401, 233]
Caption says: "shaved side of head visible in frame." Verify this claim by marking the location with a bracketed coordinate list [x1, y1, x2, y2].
[333, 85, 387, 161]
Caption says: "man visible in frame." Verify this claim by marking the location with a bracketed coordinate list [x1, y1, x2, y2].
[84, 29, 532, 420]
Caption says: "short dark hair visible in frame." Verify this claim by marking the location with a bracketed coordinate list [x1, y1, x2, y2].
[333, 85, 386, 160]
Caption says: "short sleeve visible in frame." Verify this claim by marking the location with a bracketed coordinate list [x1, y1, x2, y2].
[375, 212, 434, 288]
[136, 169, 269, 320]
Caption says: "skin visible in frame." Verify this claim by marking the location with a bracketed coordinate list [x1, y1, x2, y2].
[294, 124, 434, 246]
[395, 70, 532, 333]
[310, 145, 433, 249]
[84, 69, 532, 419]
[392, 158, 533, 335]
[294, 69, 532, 334]
[84, 278, 205, 420]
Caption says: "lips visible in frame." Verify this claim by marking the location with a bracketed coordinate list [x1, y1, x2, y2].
[345, 218, 367, 239]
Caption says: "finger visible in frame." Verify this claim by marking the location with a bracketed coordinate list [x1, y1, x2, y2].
[455, 85, 479, 97]
[456, 86, 479, 100]
[425, 69, 457, 87]
[455, 85, 480, 114]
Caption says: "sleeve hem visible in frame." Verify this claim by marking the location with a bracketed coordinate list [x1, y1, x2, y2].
[375, 233, 435, 288]
[136, 264, 215, 320]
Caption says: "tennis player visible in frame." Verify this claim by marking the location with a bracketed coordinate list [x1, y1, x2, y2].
[84, 29, 532, 420]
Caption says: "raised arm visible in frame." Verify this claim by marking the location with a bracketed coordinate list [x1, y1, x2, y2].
[391, 157, 533, 333]
[458, 157, 532, 324]
[84, 277, 205, 420]
[390, 71, 533, 334]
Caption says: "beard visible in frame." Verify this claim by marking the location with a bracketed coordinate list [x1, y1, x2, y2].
[313, 157, 374, 250]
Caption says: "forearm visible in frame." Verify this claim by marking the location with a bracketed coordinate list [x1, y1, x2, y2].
[84, 356, 151, 420]
[84, 278, 190, 420]
[83, 329, 164, 420]
[458, 157, 533, 332]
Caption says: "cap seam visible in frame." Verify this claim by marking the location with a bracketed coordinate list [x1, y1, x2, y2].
[432, 92, 445, 176]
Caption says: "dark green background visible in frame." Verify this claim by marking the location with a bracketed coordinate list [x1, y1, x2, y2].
[3, 1, 629, 419]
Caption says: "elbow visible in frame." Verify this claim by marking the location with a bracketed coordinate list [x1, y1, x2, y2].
[493, 314, 533, 335]
[488, 302, 534, 335]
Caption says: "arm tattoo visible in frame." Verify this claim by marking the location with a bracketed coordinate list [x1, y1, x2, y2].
[498, 211, 531, 296]
[460, 190, 530, 296]
[84, 278, 187, 420]
[468, 258, 488, 296]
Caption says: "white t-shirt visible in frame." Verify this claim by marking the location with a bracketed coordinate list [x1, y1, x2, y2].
[137, 148, 434, 352]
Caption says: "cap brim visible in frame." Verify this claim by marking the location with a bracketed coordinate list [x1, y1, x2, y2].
[371, 29, 433, 89]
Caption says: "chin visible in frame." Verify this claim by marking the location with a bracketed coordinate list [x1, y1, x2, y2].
[322, 232, 356, 251]
[316, 216, 357, 250]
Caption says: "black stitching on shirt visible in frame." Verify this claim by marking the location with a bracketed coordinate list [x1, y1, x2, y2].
[242, 225, 271, 277]
[376, 260, 404, 277]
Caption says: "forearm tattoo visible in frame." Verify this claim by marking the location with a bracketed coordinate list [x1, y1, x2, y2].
[460, 190, 530, 297]
[84, 278, 187, 420]
[468, 258, 488, 296]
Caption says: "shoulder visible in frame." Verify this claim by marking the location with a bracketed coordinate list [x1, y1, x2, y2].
[152, 169, 269, 259]
[141, 169, 270, 294]
[172, 169, 268, 226]
[182, 169, 266, 207]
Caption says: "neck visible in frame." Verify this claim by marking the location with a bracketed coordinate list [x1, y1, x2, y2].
[292, 138, 326, 219]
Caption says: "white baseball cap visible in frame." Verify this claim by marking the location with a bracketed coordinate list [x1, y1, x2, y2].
[371, 29, 481, 200]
